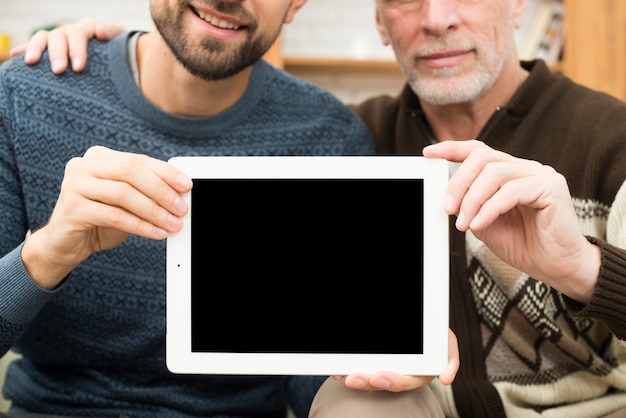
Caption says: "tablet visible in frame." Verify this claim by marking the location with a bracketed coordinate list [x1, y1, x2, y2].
[166, 156, 449, 376]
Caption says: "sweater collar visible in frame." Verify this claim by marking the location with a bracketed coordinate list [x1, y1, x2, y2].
[110, 31, 269, 135]
[506, 60, 558, 117]
[399, 59, 557, 142]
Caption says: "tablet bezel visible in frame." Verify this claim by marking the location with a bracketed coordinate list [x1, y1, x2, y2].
[166, 156, 449, 376]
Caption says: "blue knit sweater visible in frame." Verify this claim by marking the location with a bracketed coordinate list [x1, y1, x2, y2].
[0, 32, 375, 417]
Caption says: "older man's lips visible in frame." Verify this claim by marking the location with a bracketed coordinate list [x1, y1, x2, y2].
[421, 50, 471, 68]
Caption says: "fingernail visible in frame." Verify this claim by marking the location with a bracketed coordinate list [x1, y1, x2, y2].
[168, 214, 183, 229]
[52, 59, 64, 73]
[174, 196, 187, 213]
[176, 174, 192, 189]
[71, 57, 82, 70]
[373, 377, 391, 390]
[469, 213, 482, 229]
[153, 226, 168, 239]
[350, 378, 366, 389]
[455, 211, 465, 228]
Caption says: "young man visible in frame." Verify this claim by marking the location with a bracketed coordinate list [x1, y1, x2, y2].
[12, 0, 626, 416]
[0, 0, 439, 416]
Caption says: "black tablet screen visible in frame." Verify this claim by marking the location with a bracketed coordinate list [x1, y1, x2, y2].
[190, 178, 424, 354]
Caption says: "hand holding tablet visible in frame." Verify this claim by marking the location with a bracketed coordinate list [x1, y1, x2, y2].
[166, 156, 450, 376]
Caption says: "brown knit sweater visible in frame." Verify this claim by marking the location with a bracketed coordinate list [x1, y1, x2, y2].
[351, 60, 626, 418]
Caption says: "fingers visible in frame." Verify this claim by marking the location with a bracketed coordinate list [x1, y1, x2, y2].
[339, 372, 434, 393]
[60, 18, 123, 72]
[47, 27, 75, 73]
[438, 329, 459, 386]
[94, 20, 126, 40]
[451, 158, 545, 231]
[422, 138, 486, 163]
[50, 18, 103, 73]
[24, 146, 191, 286]
[330, 330, 459, 392]
[57, 21, 90, 73]
[18, 27, 72, 74]
[9, 45, 26, 58]
[12, 18, 126, 74]
[18, 29, 58, 67]
[59, 18, 125, 72]
[62, 146, 192, 240]
[332, 327, 460, 392]
[423, 140, 561, 231]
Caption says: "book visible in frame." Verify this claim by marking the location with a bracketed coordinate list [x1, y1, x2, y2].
[534, 2, 566, 65]
[515, 0, 543, 52]
[518, 0, 563, 61]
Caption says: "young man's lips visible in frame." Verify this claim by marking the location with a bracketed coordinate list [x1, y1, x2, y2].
[190, 5, 246, 30]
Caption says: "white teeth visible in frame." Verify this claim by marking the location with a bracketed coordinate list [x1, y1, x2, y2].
[196, 9, 241, 30]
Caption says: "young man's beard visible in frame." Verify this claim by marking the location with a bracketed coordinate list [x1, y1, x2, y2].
[151, 2, 276, 81]
[163, 33, 271, 81]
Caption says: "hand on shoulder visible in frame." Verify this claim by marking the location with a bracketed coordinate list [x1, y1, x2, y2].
[10, 18, 125, 74]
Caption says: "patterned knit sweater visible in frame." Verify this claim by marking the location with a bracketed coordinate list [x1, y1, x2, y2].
[0, 32, 374, 417]
[351, 60, 626, 418]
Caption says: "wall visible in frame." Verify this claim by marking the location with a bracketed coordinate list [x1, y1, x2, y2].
[0, 0, 153, 44]
[283, 0, 393, 60]
[0, 0, 405, 104]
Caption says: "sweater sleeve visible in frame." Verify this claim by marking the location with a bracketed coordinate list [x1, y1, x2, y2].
[0, 245, 56, 356]
[563, 179, 626, 339]
[0, 61, 57, 357]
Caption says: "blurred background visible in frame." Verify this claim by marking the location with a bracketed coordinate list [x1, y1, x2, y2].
[1, 2, 625, 108]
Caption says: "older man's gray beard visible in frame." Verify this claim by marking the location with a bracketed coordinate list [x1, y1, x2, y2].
[407, 66, 497, 106]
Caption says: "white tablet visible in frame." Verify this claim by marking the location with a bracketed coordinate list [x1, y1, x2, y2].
[166, 156, 449, 376]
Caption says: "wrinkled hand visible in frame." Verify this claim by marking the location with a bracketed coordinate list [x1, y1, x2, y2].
[10, 18, 125, 73]
[22, 146, 192, 290]
[333, 329, 459, 392]
[423, 140, 600, 304]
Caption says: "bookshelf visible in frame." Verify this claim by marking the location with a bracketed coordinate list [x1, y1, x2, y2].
[517, 0, 565, 64]
[284, 57, 401, 75]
